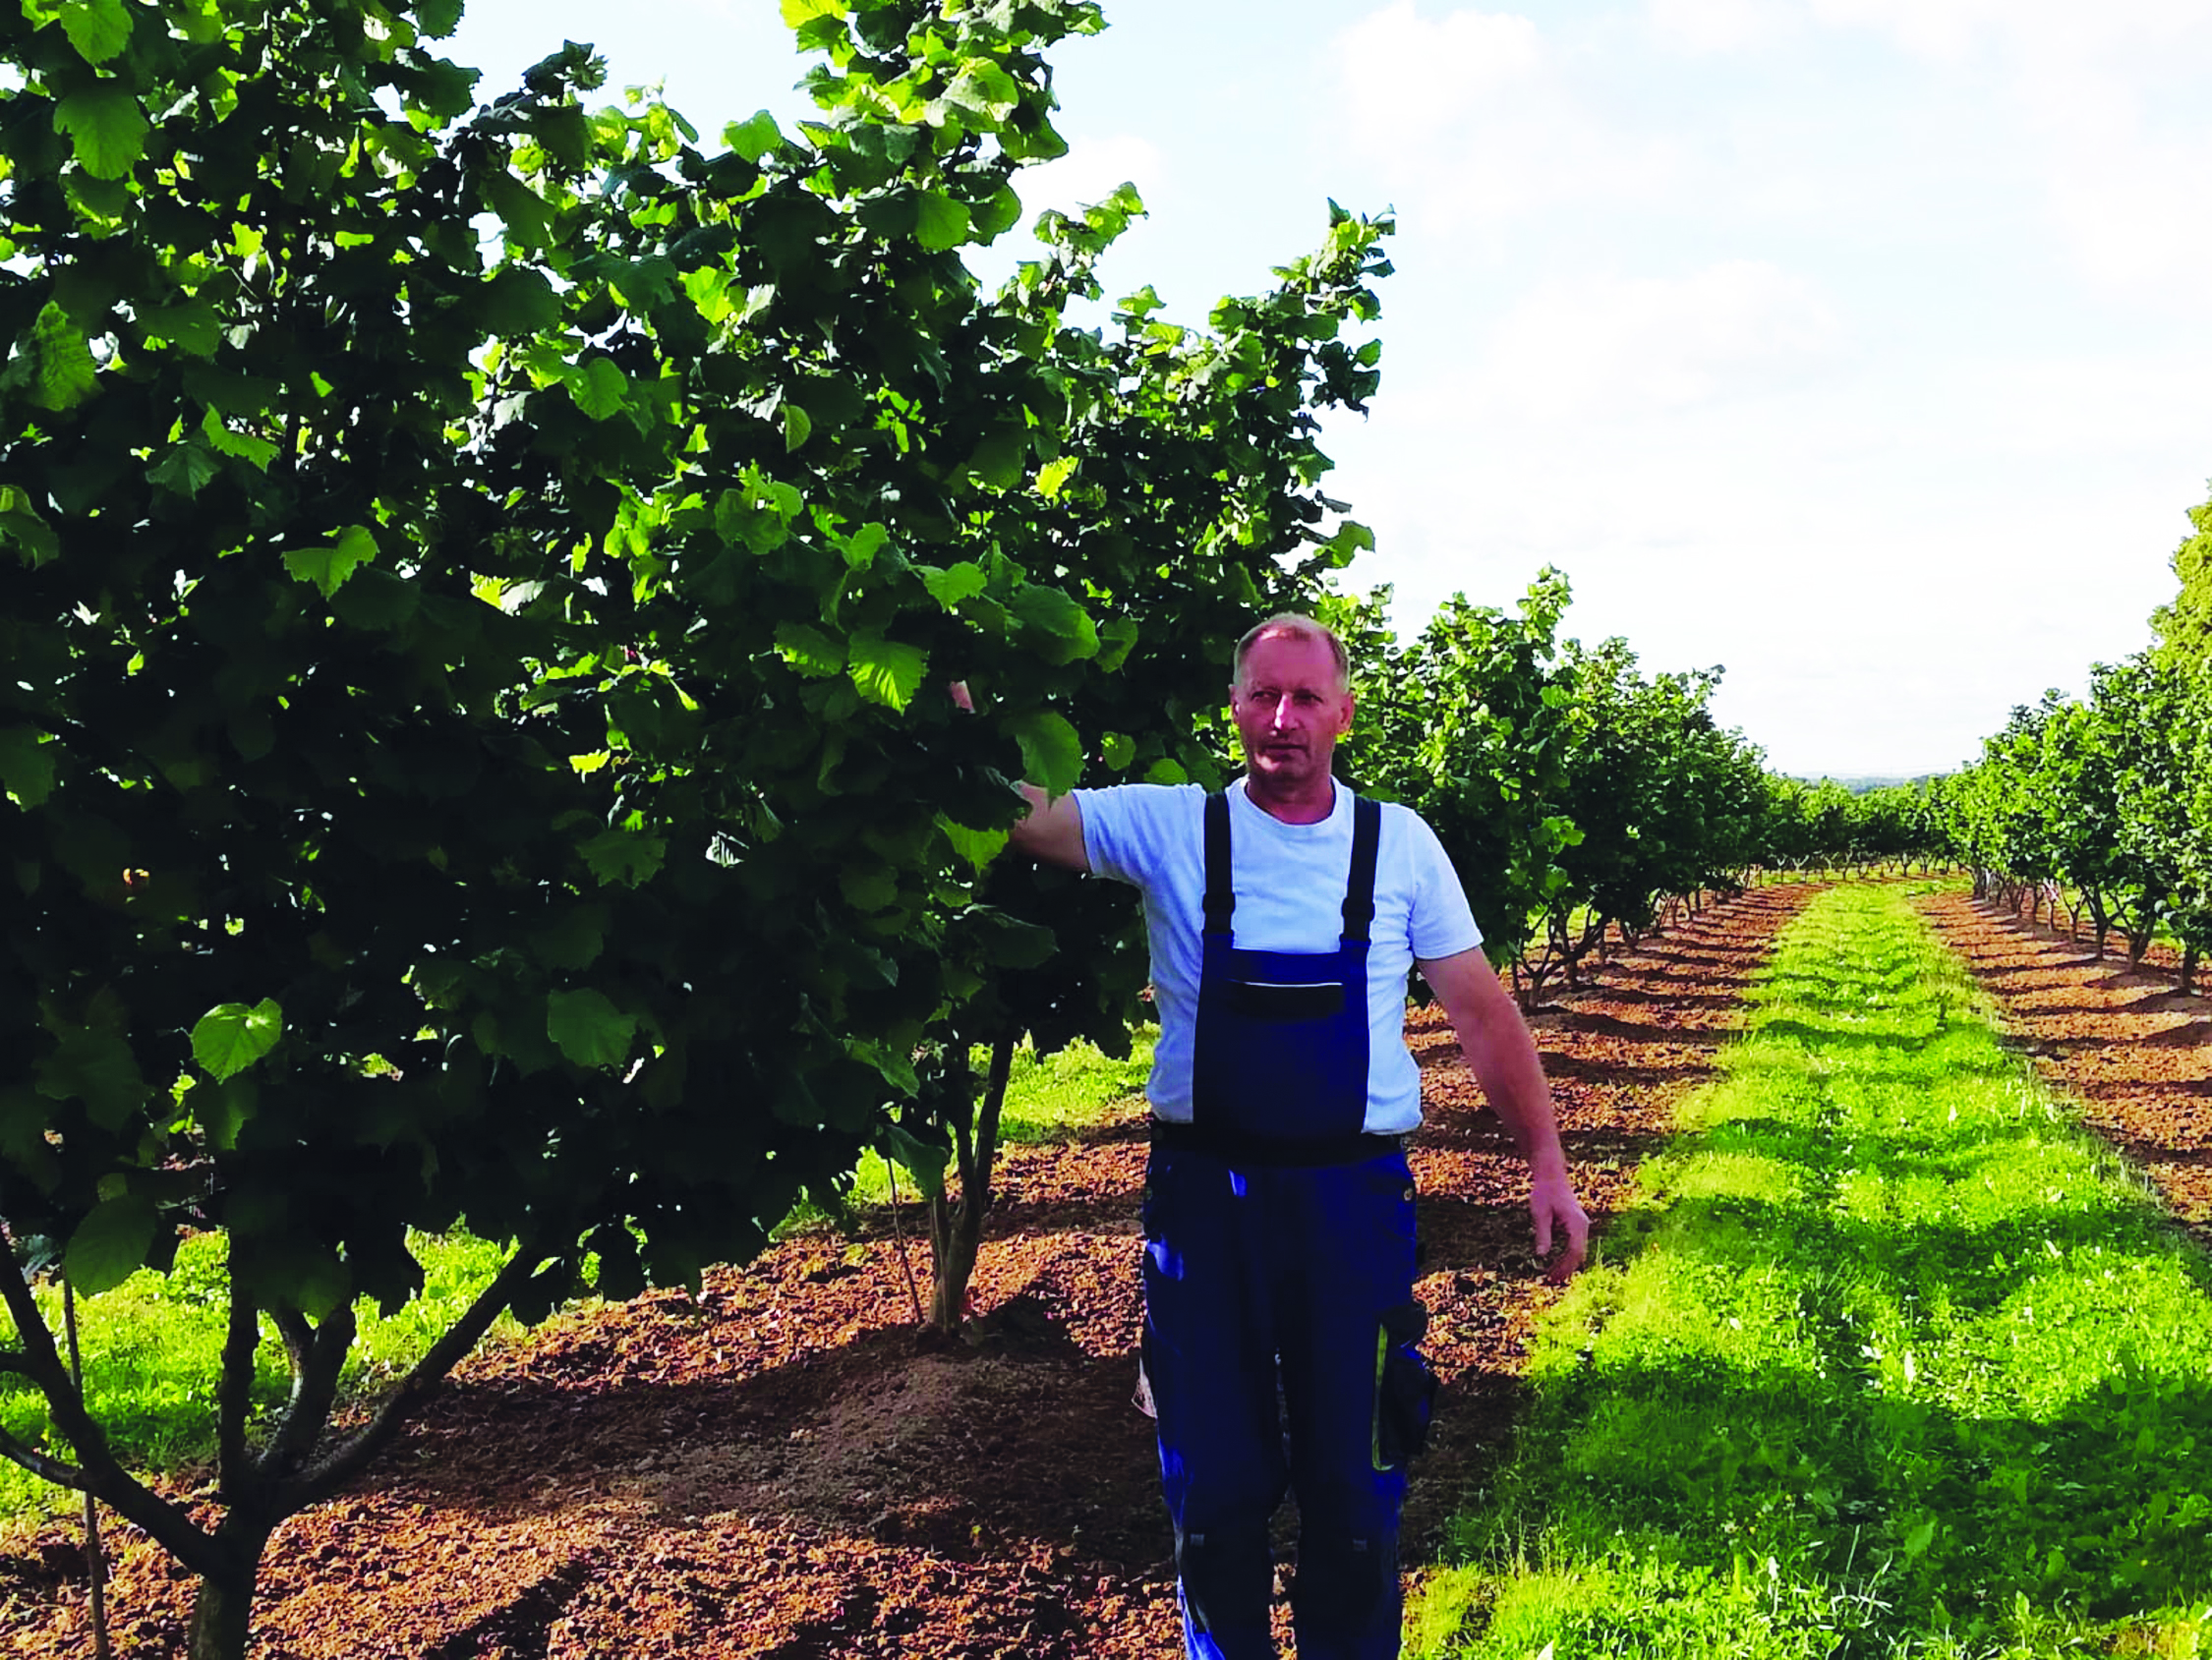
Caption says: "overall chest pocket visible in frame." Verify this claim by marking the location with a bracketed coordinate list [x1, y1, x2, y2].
[1221, 977, 1346, 1020]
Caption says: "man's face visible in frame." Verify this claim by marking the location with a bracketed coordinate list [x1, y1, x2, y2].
[1230, 631, 1355, 795]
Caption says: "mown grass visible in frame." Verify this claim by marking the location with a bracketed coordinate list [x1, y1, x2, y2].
[0, 1031, 1152, 1529]
[1412, 883, 2212, 1659]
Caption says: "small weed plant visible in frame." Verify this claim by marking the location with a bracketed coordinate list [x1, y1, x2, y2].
[1414, 885, 2212, 1658]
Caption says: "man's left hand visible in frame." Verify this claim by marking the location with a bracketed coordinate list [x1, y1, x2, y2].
[1531, 1171, 1590, 1284]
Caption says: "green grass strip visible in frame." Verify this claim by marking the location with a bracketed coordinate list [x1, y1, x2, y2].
[1415, 885, 2212, 1660]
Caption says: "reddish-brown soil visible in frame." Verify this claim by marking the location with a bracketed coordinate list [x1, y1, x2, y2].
[38, 881, 2198, 1659]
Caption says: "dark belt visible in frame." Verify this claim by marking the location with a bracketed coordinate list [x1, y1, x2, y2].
[1149, 1117, 1408, 1168]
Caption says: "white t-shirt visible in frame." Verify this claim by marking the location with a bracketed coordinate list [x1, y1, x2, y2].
[1077, 778, 1482, 1134]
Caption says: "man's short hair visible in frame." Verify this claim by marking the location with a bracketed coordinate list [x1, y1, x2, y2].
[1231, 613, 1350, 693]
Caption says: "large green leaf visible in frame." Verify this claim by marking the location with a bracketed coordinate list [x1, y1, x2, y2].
[283, 525, 378, 598]
[11, 302, 98, 412]
[60, 0, 133, 62]
[529, 905, 608, 970]
[839, 864, 900, 912]
[874, 1121, 948, 1201]
[33, 1022, 148, 1130]
[486, 167, 553, 248]
[202, 407, 279, 471]
[144, 297, 224, 357]
[480, 267, 561, 335]
[0, 484, 60, 564]
[547, 989, 637, 1069]
[1011, 584, 1099, 664]
[578, 827, 668, 887]
[148, 440, 218, 497]
[965, 427, 1025, 490]
[53, 83, 147, 180]
[921, 561, 988, 609]
[1015, 710, 1083, 795]
[847, 632, 927, 711]
[725, 110, 784, 162]
[192, 1000, 284, 1082]
[970, 908, 1056, 968]
[775, 622, 845, 678]
[938, 815, 1009, 870]
[0, 726, 57, 807]
[913, 191, 968, 252]
[970, 183, 1022, 242]
[567, 358, 629, 420]
[66, 1195, 158, 1297]
[940, 60, 1021, 123]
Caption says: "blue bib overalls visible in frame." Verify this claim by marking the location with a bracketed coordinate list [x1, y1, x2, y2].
[1143, 791, 1432, 1660]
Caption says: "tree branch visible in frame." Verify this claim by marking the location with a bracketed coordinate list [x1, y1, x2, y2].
[287, 1240, 550, 1508]
[267, 1304, 313, 1374]
[970, 1029, 1017, 1229]
[262, 1303, 356, 1480]
[215, 1284, 260, 1497]
[0, 1231, 229, 1578]
[0, 1423, 86, 1490]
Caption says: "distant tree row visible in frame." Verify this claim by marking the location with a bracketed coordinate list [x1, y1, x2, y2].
[1942, 658, 2212, 991]
[1331, 572, 1775, 1007]
[1938, 480, 2212, 993]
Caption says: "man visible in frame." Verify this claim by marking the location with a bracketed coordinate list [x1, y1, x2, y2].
[1007, 613, 1587, 1660]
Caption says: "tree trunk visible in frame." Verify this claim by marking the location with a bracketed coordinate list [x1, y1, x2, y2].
[186, 1531, 267, 1660]
[927, 1031, 1017, 1337]
[2182, 943, 2198, 999]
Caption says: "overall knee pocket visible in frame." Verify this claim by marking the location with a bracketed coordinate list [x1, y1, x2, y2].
[1178, 1525, 1274, 1634]
[1292, 1527, 1396, 1629]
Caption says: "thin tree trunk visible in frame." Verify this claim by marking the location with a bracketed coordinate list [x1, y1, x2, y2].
[62, 1283, 110, 1660]
[186, 1534, 265, 1660]
[928, 1031, 1017, 1336]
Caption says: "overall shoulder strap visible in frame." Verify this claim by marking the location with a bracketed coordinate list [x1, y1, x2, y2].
[1341, 795, 1382, 944]
[1201, 791, 1234, 938]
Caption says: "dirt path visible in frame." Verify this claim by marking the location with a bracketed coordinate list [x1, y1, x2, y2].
[6, 890, 1807, 1659]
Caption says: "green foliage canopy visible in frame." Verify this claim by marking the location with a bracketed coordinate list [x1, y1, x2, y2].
[0, 0, 1392, 1650]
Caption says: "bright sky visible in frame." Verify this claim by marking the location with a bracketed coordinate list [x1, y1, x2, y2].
[446, 0, 2212, 778]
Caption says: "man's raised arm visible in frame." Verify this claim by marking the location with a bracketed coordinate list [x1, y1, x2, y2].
[949, 681, 1090, 872]
[1009, 784, 1090, 872]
